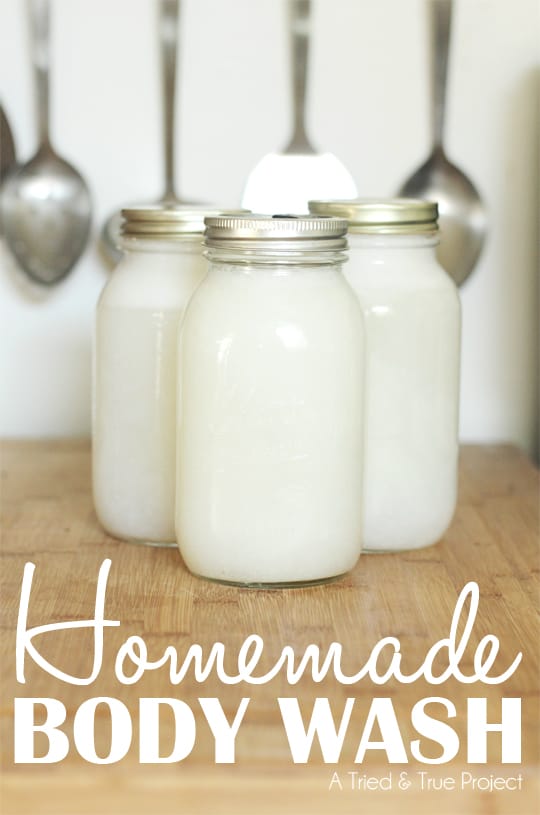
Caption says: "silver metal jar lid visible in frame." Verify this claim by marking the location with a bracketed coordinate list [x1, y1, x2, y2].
[121, 204, 245, 239]
[308, 199, 438, 234]
[204, 214, 348, 252]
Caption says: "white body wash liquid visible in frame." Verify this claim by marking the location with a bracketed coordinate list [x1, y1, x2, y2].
[176, 215, 365, 584]
[310, 200, 461, 552]
[93, 206, 211, 545]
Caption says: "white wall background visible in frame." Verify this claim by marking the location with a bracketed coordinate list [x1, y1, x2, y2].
[0, 0, 538, 454]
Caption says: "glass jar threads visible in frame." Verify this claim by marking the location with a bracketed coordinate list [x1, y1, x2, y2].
[310, 199, 461, 552]
[175, 214, 365, 585]
[93, 205, 217, 546]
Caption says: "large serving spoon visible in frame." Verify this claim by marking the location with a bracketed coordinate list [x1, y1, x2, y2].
[0, 105, 17, 184]
[242, 0, 357, 214]
[101, 0, 198, 264]
[1, 0, 91, 286]
[0, 105, 17, 235]
[398, 0, 486, 286]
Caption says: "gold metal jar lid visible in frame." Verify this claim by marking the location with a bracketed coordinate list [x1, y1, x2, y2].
[121, 204, 246, 239]
[204, 214, 348, 252]
[308, 199, 438, 234]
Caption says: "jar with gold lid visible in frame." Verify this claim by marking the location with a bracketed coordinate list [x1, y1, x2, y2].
[310, 199, 461, 552]
[93, 205, 222, 546]
[175, 214, 365, 585]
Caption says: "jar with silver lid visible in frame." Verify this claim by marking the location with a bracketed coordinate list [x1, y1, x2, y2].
[310, 199, 461, 552]
[93, 205, 222, 546]
[175, 214, 365, 585]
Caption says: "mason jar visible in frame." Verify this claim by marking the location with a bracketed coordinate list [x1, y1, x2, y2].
[176, 214, 365, 585]
[310, 199, 461, 552]
[93, 205, 219, 546]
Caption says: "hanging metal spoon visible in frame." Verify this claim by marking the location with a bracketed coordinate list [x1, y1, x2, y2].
[242, 0, 357, 214]
[1, 0, 92, 286]
[0, 105, 18, 235]
[0, 105, 17, 184]
[398, 0, 486, 286]
[100, 0, 199, 265]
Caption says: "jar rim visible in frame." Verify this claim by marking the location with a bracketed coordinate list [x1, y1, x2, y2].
[204, 244, 348, 267]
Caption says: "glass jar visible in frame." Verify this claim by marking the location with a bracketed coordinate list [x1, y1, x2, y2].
[93, 205, 218, 546]
[176, 214, 365, 585]
[310, 199, 461, 552]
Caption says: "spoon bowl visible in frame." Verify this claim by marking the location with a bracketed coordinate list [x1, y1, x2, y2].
[0, 104, 18, 237]
[398, 0, 486, 286]
[243, 152, 357, 215]
[1, 0, 91, 285]
[0, 105, 17, 184]
[399, 149, 486, 287]
[100, 210, 124, 265]
[2, 148, 91, 285]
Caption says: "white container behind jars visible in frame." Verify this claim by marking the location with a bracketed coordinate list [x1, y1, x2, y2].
[176, 215, 365, 585]
[310, 199, 461, 552]
[93, 205, 218, 546]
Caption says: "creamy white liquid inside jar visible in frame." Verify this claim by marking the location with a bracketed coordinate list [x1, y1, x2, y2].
[310, 199, 461, 552]
[176, 214, 365, 585]
[93, 205, 219, 546]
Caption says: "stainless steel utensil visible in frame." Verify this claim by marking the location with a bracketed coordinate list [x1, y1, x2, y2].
[398, 0, 486, 286]
[101, 0, 198, 264]
[0, 105, 17, 236]
[0, 105, 17, 183]
[242, 0, 357, 214]
[1, 0, 91, 286]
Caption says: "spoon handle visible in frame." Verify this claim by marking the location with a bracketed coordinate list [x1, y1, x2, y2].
[430, 0, 452, 150]
[29, 0, 51, 150]
[287, 0, 313, 154]
[160, 0, 179, 202]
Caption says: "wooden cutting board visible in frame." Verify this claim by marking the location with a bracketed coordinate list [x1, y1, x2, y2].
[0, 441, 538, 815]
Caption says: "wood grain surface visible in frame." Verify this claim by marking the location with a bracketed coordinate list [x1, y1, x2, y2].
[0, 441, 538, 815]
